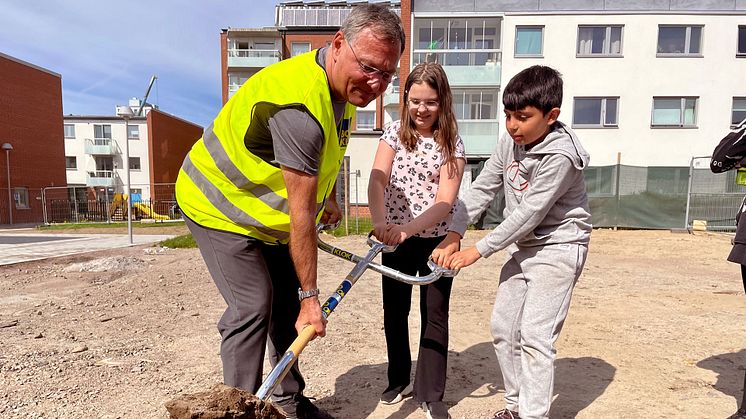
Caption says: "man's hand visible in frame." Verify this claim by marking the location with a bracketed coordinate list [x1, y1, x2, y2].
[295, 297, 327, 338]
[321, 199, 342, 226]
[431, 231, 461, 266]
[446, 246, 482, 270]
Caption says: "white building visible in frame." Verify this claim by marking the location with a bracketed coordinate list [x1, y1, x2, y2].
[64, 105, 151, 202]
[411, 0, 746, 168]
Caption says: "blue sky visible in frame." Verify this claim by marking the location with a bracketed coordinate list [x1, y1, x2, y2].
[0, 0, 279, 127]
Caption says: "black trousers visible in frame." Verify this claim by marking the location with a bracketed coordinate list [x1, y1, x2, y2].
[382, 235, 453, 403]
[185, 216, 304, 402]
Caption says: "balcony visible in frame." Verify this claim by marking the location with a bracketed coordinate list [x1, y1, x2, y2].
[86, 170, 117, 187]
[85, 138, 118, 155]
[459, 120, 500, 156]
[412, 50, 501, 86]
[227, 49, 281, 68]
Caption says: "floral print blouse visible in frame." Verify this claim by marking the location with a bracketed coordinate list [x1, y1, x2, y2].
[380, 120, 465, 238]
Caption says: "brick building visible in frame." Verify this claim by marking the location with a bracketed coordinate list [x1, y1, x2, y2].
[0, 52, 65, 225]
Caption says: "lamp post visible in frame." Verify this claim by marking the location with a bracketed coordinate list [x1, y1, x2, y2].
[2, 143, 12, 225]
[115, 105, 134, 244]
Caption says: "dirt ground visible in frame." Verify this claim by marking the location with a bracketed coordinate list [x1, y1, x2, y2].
[1, 228, 745, 419]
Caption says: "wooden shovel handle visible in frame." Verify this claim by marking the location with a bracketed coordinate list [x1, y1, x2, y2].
[289, 325, 317, 357]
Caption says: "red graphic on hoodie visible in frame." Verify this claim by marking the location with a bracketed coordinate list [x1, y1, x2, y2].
[506, 161, 529, 191]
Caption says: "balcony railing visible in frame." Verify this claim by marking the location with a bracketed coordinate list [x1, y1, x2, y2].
[227, 49, 281, 68]
[412, 50, 502, 86]
[85, 138, 118, 155]
[458, 120, 500, 156]
[86, 170, 117, 187]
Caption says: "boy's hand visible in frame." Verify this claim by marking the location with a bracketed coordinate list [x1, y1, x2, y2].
[431, 231, 461, 266]
[446, 247, 481, 270]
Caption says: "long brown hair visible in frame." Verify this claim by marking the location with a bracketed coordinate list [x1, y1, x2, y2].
[400, 63, 459, 167]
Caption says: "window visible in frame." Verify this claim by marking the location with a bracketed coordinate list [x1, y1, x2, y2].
[94, 124, 112, 139]
[65, 156, 77, 169]
[355, 110, 375, 130]
[577, 25, 623, 56]
[739, 26, 746, 57]
[13, 187, 29, 209]
[652, 97, 698, 127]
[64, 124, 75, 139]
[129, 157, 141, 170]
[657, 25, 702, 56]
[573, 97, 619, 127]
[291, 42, 311, 57]
[515, 26, 543, 57]
[733, 97, 746, 126]
[127, 124, 139, 139]
[452, 89, 499, 120]
[412, 17, 501, 66]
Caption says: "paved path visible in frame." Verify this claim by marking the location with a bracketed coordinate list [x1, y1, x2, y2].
[0, 230, 175, 266]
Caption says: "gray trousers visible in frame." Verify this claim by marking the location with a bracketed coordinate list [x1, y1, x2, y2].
[185, 217, 304, 402]
[491, 243, 588, 419]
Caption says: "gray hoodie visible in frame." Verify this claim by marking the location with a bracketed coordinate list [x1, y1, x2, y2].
[451, 121, 592, 258]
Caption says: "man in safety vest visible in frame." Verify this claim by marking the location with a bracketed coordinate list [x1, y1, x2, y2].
[175, 4, 404, 418]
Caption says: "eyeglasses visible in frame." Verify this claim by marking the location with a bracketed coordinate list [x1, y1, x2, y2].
[346, 37, 395, 83]
[408, 98, 440, 110]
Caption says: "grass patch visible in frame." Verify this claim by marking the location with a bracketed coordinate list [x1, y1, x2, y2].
[159, 234, 196, 248]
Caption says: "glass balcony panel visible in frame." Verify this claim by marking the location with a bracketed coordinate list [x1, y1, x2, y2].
[458, 120, 500, 155]
[85, 138, 117, 155]
[227, 49, 281, 68]
[86, 170, 116, 187]
[412, 50, 501, 86]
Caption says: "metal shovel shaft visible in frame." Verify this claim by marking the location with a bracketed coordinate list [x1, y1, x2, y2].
[255, 240, 387, 401]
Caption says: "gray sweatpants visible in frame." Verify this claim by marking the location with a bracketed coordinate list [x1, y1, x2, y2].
[185, 217, 304, 403]
[491, 243, 588, 419]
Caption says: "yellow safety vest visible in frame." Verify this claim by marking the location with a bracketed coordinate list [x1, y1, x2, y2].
[175, 50, 354, 243]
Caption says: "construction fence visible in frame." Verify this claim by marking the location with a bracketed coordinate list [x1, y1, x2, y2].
[337, 156, 745, 233]
[2, 157, 741, 233]
[40, 183, 179, 225]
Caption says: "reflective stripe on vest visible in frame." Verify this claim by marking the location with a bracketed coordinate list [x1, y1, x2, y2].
[181, 155, 290, 241]
[201, 122, 289, 214]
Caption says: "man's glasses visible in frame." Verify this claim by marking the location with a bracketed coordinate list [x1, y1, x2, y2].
[346, 38, 395, 83]
[408, 98, 440, 110]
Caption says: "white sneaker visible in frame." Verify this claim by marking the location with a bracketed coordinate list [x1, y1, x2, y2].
[422, 401, 451, 419]
[379, 382, 413, 404]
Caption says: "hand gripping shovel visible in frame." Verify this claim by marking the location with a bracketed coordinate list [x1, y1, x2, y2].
[254, 225, 458, 401]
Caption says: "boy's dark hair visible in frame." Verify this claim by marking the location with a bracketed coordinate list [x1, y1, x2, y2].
[502, 65, 563, 114]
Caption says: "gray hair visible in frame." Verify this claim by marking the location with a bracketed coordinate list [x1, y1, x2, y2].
[340, 4, 405, 53]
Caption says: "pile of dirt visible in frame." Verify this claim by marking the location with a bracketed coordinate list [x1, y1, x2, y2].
[165, 384, 286, 419]
[63, 256, 148, 273]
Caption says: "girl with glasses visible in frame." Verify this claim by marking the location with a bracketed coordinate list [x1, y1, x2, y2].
[368, 62, 465, 419]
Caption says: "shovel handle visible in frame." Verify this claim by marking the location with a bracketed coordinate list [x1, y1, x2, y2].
[289, 325, 317, 357]
[255, 325, 317, 400]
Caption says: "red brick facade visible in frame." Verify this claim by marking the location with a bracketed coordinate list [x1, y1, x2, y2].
[0, 53, 65, 225]
[146, 109, 203, 194]
[220, 31, 229, 106]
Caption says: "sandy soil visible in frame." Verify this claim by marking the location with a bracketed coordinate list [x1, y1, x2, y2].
[1, 229, 745, 419]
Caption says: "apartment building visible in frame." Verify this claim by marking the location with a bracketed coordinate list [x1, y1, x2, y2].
[0, 52, 65, 225]
[63, 103, 202, 206]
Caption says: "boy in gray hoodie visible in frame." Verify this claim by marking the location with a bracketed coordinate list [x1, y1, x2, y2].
[432, 65, 591, 419]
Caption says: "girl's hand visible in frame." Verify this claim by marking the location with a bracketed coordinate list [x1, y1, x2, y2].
[372, 222, 388, 242]
[446, 247, 482, 270]
[383, 223, 409, 246]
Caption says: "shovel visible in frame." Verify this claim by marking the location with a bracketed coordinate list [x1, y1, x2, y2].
[255, 225, 458, 401]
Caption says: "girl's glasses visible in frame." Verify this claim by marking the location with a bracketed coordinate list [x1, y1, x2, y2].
[408, 98, 439, 110]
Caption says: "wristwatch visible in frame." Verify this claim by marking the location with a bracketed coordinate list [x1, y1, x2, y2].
[298, 287, 320, 301]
